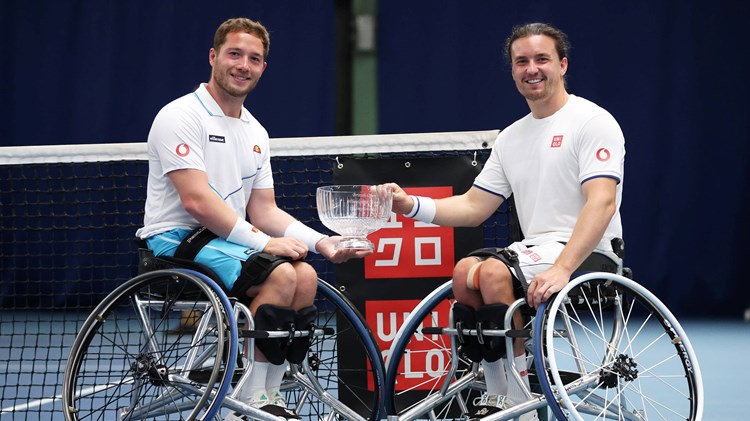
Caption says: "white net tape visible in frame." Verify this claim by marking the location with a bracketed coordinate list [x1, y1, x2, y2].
[0, 130, 499, 164]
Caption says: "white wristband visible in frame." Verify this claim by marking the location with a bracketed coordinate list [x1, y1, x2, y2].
[226, 217, 271, 251]
[405, 195, 436, 223]
[285, 220, 327, 253]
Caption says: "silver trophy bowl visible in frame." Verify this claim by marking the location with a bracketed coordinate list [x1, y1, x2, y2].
[316, 185, 393, 250]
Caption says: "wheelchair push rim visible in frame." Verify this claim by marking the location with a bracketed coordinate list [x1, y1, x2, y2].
[537, 272, 704, 421]
[61, 269, 237, 421]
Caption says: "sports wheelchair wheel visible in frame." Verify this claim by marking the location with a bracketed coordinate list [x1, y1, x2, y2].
[534, 272, 704, 420]
[62, 269, 238, 421]
[383, 281, 481, 421]
[279, 279, 385, 421]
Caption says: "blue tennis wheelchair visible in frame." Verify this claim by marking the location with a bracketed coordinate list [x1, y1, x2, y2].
[383, 240, 703, 420]
[62, 248, 385, 421]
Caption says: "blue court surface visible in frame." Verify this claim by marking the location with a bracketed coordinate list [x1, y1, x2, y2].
[0, 314, 747, 419]
[681, 318, 750, 420]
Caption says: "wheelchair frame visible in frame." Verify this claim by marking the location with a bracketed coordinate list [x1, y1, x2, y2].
[62, 259, 385, 421]
[382, 250, 704, 421]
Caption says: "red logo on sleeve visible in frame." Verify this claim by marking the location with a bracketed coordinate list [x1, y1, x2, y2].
[253, 145, 262, 154]
[596, 148, 611, 161]
[176, 143, 190, 157]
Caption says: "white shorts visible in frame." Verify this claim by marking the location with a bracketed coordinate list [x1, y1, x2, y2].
[476, 241, 564, 284]
[507, 241, 565, 283]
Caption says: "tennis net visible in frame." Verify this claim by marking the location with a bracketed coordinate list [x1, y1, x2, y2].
[0, 130, 509, 419]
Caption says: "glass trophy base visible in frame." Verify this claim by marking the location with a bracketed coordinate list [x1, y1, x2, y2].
[336, 237, 375, 251]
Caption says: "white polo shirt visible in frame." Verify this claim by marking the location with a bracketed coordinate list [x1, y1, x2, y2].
[136, 84, 274, 239]
[474, 95, 625, 251]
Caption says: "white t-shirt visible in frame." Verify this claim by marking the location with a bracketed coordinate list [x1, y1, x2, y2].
[136, 84, 274, 239]
[474, 95, 625, 251]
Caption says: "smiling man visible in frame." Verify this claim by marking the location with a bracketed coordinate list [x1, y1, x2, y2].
[136, 18, 369, 421]
[379, 22, 625, 420]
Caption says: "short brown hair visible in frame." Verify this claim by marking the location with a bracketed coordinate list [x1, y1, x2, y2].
[213, 17, 271, 59]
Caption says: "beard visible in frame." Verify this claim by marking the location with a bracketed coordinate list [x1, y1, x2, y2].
[517, 76, 562, 103]
[213, 71, 256, 98]
[521, 88, 549, 102]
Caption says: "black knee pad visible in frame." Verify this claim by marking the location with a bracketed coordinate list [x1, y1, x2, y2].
[230, 253, 293, 300]
[253, 304, 296, 365]
[287, 305, 318, 364]
[476, 303, 508, 362]
[452, 303, 483, 363]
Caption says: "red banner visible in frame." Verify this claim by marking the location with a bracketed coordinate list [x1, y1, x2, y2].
[366, 298, 454, 390]
[365, 186, 455, 279]
[331, 156, 484, 395]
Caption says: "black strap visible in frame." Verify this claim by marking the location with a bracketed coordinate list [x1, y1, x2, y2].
[467, 247, 529, 297]
[174, 227, 219, 261]
[500, 248, 528, 297]
[507, 195, 525, 243]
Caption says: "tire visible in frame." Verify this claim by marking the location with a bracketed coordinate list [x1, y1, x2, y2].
[383, 281, 482, 421]
[280, 279, 385, 421]
[62, 269, 237, 421]
[535, 272, 704, 420]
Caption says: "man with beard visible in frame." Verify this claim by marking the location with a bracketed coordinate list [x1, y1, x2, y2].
[136, 18, 368, 421]
[379, 22, 625, 420]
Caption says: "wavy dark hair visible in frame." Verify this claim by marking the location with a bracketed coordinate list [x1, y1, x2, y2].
[503, 22, 571, 65]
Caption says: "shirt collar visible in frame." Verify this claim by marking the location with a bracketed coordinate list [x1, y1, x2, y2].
[193, 83, 251, 122]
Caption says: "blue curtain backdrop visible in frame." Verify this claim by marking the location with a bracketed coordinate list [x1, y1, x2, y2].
[377, 0, 750, 318]
[0, 1, 337, 143]
[1, 0, 748, 318]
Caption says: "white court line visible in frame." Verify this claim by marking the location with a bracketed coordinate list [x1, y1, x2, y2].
[0, 396, 59, 414]
[0, 379, 132, 413]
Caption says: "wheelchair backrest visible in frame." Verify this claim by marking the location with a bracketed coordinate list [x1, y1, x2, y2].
[573, 249, 623, 276]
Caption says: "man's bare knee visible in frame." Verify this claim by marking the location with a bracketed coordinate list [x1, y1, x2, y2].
[453, 257, 483, 303]
[264, 262, 297, 291]
[481, 258, 513, 284]
[479, 258, 515, 302]
[454, 257, 480, 280]
[294, 261, 317, 282]
[293, 262, 318, 296]
[248, 263, 297, 296]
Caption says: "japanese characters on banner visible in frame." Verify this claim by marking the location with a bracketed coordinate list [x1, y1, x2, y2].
[331, 156, 484, 394]
[365, 186, 455, 280]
